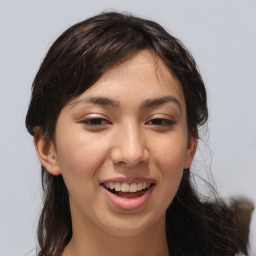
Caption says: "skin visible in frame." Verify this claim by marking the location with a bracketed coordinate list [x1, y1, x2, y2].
[34, 50, 197, 256]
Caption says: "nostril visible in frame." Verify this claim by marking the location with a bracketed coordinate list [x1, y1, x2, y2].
[115, 161, 127, 166]
[109, 132, 149, 167]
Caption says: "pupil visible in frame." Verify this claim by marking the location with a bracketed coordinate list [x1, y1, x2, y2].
[154, 119, 162, 125]
[91, 118, 102, 125]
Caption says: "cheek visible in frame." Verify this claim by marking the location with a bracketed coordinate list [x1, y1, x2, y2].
[54, 129, 109, 193]
[150, 133, 187, 205]
[152, 132, 187, 172]
[56, 127, 104, 171]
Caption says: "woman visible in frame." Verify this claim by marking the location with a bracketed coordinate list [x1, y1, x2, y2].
[25, 11, 252, 256]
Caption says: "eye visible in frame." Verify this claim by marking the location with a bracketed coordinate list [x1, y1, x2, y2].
[81, 117, 111, 127]
[146, 118, 175, 127]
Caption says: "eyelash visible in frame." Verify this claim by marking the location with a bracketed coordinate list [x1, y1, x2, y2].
[81, 118, 111, 127]
[146, 118, 175, 127]
[81, 117, 175, 128]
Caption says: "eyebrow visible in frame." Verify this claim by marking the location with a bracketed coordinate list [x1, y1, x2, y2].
[71, 95, 182, 112]
[70, 96, 120, 108]
[141, 96, 182, 111]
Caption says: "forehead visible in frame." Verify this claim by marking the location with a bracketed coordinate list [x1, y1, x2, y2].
[69, 50, 185, 109]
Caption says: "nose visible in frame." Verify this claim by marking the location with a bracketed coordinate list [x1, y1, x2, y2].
[110, 122, 149, 168]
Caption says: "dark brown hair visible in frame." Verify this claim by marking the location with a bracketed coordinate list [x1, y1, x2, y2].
[26, 12, 250, 256]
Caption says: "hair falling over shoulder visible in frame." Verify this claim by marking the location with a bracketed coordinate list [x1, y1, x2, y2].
[25, 12, 253, 256]
[166, 170, 253, 256]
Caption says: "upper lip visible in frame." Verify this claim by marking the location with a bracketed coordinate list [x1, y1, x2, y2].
[99, 177, 155, 185]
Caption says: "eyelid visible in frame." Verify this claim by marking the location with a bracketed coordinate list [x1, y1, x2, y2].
[78, 113, 109, 121]
[82, 118, 110, 125]
[145, 114, 176, 127]
[146, 113, 176, 122]
[79, 114, 112, 128]
[146, 118, 175, 126]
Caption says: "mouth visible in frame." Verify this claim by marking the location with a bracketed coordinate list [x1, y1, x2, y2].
[100, 181, 154, 199]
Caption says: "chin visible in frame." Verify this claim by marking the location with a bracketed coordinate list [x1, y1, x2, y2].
[97, 212, 166, 238]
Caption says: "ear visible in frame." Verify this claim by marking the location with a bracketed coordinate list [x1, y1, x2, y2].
[184, 130, 198, 169]
[33, 126, 61, 176]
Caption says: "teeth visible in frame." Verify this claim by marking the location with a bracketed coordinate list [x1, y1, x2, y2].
[129, 183, 137, 192]
[114, 183, 121, 191]
[109, 182, 115, 190]
[121, 183, 130, 192]
[137, 183, 143, 191]
[104, 182, 152, 192]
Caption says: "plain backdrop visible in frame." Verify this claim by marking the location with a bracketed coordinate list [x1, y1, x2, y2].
[0, 0, 255, 255]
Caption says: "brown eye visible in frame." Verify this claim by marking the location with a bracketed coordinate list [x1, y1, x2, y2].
[81, 118, 111, 127]
[147, 118, 175, 126]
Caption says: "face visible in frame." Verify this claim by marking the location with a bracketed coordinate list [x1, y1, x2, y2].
[36, 50, 196, 238]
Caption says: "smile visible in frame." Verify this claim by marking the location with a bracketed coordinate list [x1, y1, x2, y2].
[103, 182, 151, 193]
[100, 180, 155, 211]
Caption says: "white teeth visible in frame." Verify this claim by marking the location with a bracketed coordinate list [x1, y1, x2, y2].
[121, 183, 130, 192]
[129, 183, 137, 192]
[109, 182, 115, 190]
[104, 182, 152, 192]
[137, 183, 143, 191]
[114, 183, 121, 191]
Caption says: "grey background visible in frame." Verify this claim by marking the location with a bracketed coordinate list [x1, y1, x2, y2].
[0, 0, 255, 255]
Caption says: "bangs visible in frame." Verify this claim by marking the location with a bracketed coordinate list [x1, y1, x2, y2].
[26, 12, 207, 139]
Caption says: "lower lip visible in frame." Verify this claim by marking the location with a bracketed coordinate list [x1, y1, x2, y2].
[101, 186, 154, 211]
